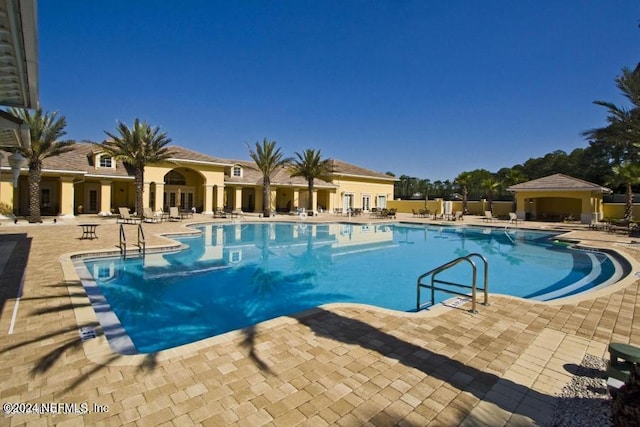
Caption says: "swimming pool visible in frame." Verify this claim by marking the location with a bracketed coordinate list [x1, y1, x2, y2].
[77, 222, 628, 353]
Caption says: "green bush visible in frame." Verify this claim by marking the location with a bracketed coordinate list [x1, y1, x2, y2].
[0, 202, 13, 215]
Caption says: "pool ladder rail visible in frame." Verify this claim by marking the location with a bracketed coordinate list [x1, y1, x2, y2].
[118, 223, 146, 259]
[416, 253, 489, 313]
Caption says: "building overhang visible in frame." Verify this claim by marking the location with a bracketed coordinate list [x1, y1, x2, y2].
[0, 0, 38, 149]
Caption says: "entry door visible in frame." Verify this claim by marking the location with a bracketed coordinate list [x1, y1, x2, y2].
[362, 195, 371, 212]
[89, 190, 98, 212]
[343, 194, 352, 210]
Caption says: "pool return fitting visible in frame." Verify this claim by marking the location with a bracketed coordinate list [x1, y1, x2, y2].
[416, 253, 489, 313]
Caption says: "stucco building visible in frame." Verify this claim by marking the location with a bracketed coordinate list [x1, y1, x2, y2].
[1, 143, 396, 217]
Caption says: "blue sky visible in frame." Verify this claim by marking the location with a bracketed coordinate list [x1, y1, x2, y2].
[39, 1, 639, 181]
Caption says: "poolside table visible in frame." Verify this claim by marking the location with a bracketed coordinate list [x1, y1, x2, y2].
[78, 223, 99, 240]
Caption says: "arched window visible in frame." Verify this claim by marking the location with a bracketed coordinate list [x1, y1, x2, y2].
[164, 170, 187, 185]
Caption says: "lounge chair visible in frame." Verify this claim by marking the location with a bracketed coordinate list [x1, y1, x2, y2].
[213, 209, 227, 218]
[169, 206, 182, 221]
[508, 212, 518, 225]
[608, 219, 636, 235]
[142, 207, 160, 223]
[418, 209, 430, 218]
[483, 211, 497, 222]
[452, 211, 463, 221]
[118, 207, 141, 224]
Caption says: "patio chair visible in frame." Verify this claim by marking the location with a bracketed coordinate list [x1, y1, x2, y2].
[118, 207, 141, 224]
[169, 206, 182, 221]
[507, 212, 518, 225]
[483, 211, 497, 222]
[142, 207, 160, 223]
[453, 211, 463, 221]
[608, 219, 634, 234]
[589, 219, 607, 231]
[213, 209, 227, 218]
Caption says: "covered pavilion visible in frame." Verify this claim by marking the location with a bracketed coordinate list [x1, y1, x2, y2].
[507, 173, 611, 224]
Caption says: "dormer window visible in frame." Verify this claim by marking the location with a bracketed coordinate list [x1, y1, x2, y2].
[93, 152, 115, 170]
[232, 166, 242, 177]
[99, 155, 113, 168]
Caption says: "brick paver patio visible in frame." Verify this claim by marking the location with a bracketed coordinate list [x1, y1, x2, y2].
[1, 213, 638, 426]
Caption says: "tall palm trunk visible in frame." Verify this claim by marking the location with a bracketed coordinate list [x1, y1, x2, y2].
[28, 164, 42, 223]
[135, 168, 144, 216]
[307, 180, 314, 212]
[462, 186, 468, 211]
[263, 178, 271, 217]
[625, 181, 634, 220]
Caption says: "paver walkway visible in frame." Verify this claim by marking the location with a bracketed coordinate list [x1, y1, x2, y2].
[0, 213, 638, 426]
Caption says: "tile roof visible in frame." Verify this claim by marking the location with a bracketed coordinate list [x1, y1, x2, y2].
[2, 143, 394, 187]
[507, 173, 611, 193]
[166, 145, 232, 166]
[2, 142, 234, 178]
[222, 159, 337, 188]
[331, 159, 397, 181]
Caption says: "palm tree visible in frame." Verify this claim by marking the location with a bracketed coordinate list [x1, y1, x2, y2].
[610, 162, 640, 220]
[583, 67, 640, 165]
[8, 107, 74, 223]
[101, 119, 173, 216]
[501, 168, 528, 210]
[482, 176, 501, 212]
[289, 149, 334, 214]
[247, 138, 291, 217]
[454, 172, 472, 212]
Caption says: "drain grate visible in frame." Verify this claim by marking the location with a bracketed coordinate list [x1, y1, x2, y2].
[79, 326, 97, 341]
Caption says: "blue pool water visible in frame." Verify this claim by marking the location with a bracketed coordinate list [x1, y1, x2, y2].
[79, 223, 627, 353]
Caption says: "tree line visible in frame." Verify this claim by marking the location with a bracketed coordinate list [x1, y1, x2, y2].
[393, 63, 640, 219]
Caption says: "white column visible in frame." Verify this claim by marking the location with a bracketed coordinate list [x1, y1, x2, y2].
[59, 176, 76, 217]
[98, 180, 112, 216]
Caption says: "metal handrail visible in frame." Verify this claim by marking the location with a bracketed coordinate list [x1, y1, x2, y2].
[119, 224, 127, 259]
[118, 223, 146, 259]
[137, 224, 146, 257]
[416, 252, 489, 313]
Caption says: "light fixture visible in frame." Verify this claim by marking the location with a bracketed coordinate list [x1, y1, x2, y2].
[8, 152, 27, 188]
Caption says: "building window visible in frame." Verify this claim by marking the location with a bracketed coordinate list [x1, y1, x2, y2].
[232, 166, 242, 177]
[99, 155, 112, 168]
[164, 170, 187, 185]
